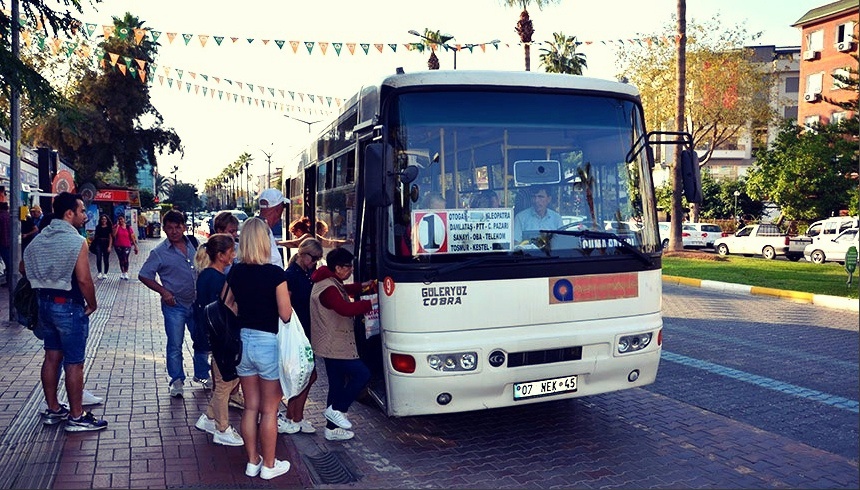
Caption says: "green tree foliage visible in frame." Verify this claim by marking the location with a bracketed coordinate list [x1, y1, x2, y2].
[26, 12, 182, 185]
[656, 173, 763, 220]
[168, 182, 200, 212]
[138, 188, 155, 209]
[746, 120, 856, 220]
[501, 0, 560, 71]
[539, 32, 587, 75]
[616, 14, 775, 165]
[0, 0, 92, 135]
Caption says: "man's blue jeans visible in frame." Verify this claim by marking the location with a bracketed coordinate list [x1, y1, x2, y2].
[162, 303, 210, 385]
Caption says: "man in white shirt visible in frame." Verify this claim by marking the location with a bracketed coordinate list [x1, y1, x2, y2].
[513, 186, 563, 242]
[257, 188, 290, 267]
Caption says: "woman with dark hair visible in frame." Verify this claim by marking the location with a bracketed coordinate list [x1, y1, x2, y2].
[310, 247, 376, 441]
[112, 215, 138, 280]
[93, 215, 113, 279]
[192, 234, 244, 447]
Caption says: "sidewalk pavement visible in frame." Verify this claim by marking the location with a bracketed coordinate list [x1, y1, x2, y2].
[1, 237, 856, 489]
[0, 235, 311, 489]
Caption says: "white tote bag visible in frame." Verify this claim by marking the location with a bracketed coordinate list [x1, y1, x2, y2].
[277, 312, 315, 399]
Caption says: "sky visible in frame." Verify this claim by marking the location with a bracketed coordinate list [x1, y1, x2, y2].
[71, 0, 822, 193]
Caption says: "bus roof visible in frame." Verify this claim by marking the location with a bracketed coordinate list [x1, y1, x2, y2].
[371, 70, 640, 98]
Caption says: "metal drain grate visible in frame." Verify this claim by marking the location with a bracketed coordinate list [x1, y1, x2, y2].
[302, 450, 361, 485]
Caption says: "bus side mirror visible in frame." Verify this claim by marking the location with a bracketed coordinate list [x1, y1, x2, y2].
[680, 150, 703, 204]
[365, 143, 391, 207]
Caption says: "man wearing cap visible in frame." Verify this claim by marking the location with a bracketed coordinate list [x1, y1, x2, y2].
[257, 188, 290, 268]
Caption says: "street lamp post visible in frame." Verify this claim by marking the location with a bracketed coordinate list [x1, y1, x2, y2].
[283, 114, 322, 134]
[733, 190, 740, 220]
[261, 146, 274, 190]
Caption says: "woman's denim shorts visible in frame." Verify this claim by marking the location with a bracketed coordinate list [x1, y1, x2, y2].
[236, 328, 279, 381]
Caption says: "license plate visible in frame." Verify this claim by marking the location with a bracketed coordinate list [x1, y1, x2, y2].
[513, 375, 577, 400]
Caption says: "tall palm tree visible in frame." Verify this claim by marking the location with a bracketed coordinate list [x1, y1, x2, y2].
[502, 0, 560, 71]
[154, 173, 171, 200]
[413, 28, 453, 70]
[539, 32, 587, 75]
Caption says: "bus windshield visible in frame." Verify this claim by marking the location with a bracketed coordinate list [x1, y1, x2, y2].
[386, 90, 659, 261]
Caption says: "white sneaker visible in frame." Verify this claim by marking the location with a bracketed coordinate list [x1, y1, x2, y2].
[277, 414, 300, 434]
[296, 419, 316, 434]
[38, 389, 102, 413]
[260, 459, 291, 480]
[97, 273, 104, 280]
[169, 379, 184, 398]
[213, 426, 244, 446]
[245, 456, 263, 477]
[323, 406, 352, 429]
[194, 414, 217, 435]
[82, 389, 103, 405]
[324, 427, 355, 441]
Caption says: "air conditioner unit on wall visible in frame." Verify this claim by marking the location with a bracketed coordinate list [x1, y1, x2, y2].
[802, 50, 817, 60]
[836, 41, 853, 52]
[804, 93, 821, 103]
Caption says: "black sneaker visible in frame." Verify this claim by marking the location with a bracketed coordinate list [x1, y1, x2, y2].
[64, 411, 108, 432]
[41, 404, 70, 426]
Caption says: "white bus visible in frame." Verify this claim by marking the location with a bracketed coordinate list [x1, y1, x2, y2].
[283, 70, 701, 417]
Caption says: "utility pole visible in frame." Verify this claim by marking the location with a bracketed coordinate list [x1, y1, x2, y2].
[284, 115, 321, 134]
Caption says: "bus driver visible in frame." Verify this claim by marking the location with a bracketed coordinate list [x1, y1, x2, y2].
[513, 186, 562, 242]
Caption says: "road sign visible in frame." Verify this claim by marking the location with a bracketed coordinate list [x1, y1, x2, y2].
[845, 245, 857, 286]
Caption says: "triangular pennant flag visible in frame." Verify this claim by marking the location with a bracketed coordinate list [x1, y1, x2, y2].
[262, 39, 270, 45]
[333, 42, 343, 56]
[259, 86, 265, 94]
[167, 78, 173, 88]
[150, 30, 161, 42]
[136, 58, 146, 70]
[268, 87, 275, 96]
[103, 25, 115, 39]
[326, 96, 332, 107]
[279, 89, 285, 98]
[231, 37, 239, 43]
[64, 41, 77, 57]
[158, 75, 164, 85]
[247, 83, 254, 91]
[225, 79, 232, 85]
[236, 81, 243, 90]
[246, 38, 254, 44]
[117, 27, 129, 40]
[218, 90, 223, 99]
[198, 35, 209, 47]
[108, 52, 120, 66]
[374, 44, 383, 53]
[214, 36, 224, 46]
[319, 42, 329, 55]
[289, 41, 300, 53]
[201, 74, 209, 81]
[177, 80, 182, 91]
[298, 93, 304, 103]
[163, 65, 171, 76]
[288, 91, 295, 100]
[275, 40, 285, 50]
[167, 32, 177, 44]
[21, 29, 31, 48]
[189, 72, 196, 79]
[203, 87, 208, 96]
[182, 33, 193, 45]
[234, 94, 239, 102]
[86, 23, 97, 38]
[388, 43, 397, 53]
[304, 41, 314, 54]
[194, 84, 199, 94]
[118, 64, 127, 75]
[360, 43, 370, 55]
[129, 66, 137, 78]
[347, 43, 356, 55]
[139, 70, 146, 83]
[308, 94, 315, 103]
[133, 28, 146, 44]
[122, 56, 133, 68]
[176, 69, 184, 80]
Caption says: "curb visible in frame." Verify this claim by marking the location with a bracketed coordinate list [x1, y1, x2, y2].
[662, 275, 859, 312]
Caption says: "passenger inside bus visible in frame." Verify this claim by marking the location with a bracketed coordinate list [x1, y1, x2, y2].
[469, 189, 501, 209]
[513, 186, 563, 241]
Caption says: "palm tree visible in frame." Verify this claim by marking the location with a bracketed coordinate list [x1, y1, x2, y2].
[539, 32, 587, 75]
[502, 0, 560, 71]
[155, 173, 171, 200]
[413, 29, 453, 70]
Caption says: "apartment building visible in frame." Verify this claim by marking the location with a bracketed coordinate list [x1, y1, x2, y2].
[792, 0, 858, 128]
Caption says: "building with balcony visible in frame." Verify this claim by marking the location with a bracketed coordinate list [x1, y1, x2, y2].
[792, 0, 858, 128]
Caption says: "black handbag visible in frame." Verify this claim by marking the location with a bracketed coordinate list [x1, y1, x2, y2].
[13, 277, 41, 337]
[204, 274, 242, 381]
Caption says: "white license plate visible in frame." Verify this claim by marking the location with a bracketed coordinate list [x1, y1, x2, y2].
[513, 375, 577, 400]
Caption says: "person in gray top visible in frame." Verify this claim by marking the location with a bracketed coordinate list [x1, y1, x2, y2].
[139, 210, 210, 398]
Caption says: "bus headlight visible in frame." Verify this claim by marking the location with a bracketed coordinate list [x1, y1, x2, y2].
[617, 333, 653, 354]
[426, 351, 478, 372]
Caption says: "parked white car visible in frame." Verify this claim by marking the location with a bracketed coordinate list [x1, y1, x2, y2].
[684, 222, 725, 248]
[803, 228, 859, 264]
[658, 222, 706, 249]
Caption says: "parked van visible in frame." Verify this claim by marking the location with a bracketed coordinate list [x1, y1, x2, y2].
[786, 216, 859, 261]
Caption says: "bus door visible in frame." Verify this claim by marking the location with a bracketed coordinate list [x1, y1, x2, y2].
[355, 131, 387, 408]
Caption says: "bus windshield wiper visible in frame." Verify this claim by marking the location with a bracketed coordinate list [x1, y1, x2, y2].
[539, 229, 654, 266]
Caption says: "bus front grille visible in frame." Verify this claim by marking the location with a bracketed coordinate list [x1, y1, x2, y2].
[507, 346, 583, 368]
